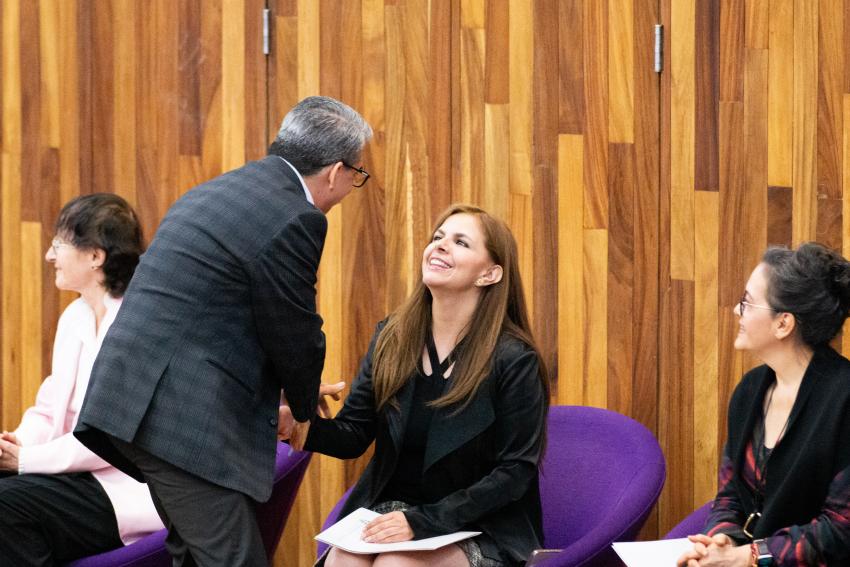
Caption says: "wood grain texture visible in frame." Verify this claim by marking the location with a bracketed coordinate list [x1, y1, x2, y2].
[7, 0, 849, 558]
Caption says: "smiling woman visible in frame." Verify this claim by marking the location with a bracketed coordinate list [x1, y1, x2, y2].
[0, 194, 163, 566]
[678, 243, 850, 567]
[281, 204, 549, 567]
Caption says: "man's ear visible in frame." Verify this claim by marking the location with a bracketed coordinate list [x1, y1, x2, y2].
[476, 265, 503, 287]
[326, 161, 345, 190]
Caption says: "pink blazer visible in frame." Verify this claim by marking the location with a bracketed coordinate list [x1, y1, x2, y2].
[14, 296, 163, 544]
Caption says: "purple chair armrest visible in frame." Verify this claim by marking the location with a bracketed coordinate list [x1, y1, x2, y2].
[663, 502, 712, 540]
[316, 486, 354, 559]
[533, 460, 666, 567]
[65, 530, 169, 567]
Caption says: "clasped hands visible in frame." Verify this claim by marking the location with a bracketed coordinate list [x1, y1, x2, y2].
[0, 431, 21, 472]
[676, 534, 752, 567]
[277, 381, 346, 450]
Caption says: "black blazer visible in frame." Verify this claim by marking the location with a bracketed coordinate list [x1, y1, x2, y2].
[75, 156, 327, 502]
[712, 346, 850, 562]
[305, 323, 548, 566]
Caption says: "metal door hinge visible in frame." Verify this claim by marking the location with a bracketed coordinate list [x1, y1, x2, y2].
[263, 8, 270, 55]
[654, 24, 663, 73]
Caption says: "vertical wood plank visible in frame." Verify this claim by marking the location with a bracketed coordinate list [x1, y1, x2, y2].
[222, 0, 246, 171]
[484, 0, 508, 104]
[557, 134, 584, 405]
[484, 104, 509, 221]
[558, 0, 584, 134]
[767, 186, 793, 246]
[113, 0, 137, 206]
[693, 190, 719, 507]
[670, 0, 695, 279]
[607, 144, 635, 416]
[533, 0, 559, 380]
[583, 228, 608, 408]
[509, 0, 534, 312]
[745, 0, 769, 49]
[2, 0, 23, 430]
[20, 222, 41, 415]
[792, 0, 818, 245]
[297, 0, 320, 97]
[583, 0, 609, 229]
[744, 48, 768, 273]
[608, 0, 633, 143]
[460, 27, 485, 205]
[817, 0, 843, 199]
[767, 0, 793, 187]
[694, 0, 719, 192]
[720, 0, 744, 101]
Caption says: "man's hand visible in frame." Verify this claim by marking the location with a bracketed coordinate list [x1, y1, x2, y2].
[279, 381, 346, 442]
[362, 511, 414, 543]
[289, 420, 311, 451]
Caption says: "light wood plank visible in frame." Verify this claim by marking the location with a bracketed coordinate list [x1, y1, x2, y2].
[670, 0, 695, 279]
[843, 95, 850, 354]
[745, 0, 769, 49]
[558, 134, 584, 406]
[113, 0, 137, 206]
[20, 222, 42, 416]
[767, 0, 793, 187]
[484, 104, 509, 221]
[583, 228, 608, 408]
[222, 0, 246, 171]
[297, 0, 320, 97]
[792, 0, 818, 245]
[460, 27, 485, 205]
[38, 0, 61, 148]
[693, 190, 719, 507]
[608, 0, 634, 143]
[461, 0, 485, 28]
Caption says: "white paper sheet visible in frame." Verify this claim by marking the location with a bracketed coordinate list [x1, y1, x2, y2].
[315, 507, 481, 555]
[612, 538, 693, 567]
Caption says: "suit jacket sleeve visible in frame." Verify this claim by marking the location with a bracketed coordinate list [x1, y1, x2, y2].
[303, 323, 384, 458]
[403, 347, 547, 537]
[248, 207, 327, 422]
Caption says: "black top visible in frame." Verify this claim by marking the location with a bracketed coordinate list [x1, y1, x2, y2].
[380, 335, 453, 504]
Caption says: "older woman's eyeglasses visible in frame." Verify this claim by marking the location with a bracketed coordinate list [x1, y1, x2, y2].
[343, 163, 370, 188]
[738, 294, 776, 316]
[51, 238, 73, 254]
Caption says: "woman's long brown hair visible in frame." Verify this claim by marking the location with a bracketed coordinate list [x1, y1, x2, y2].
[371, 204, 548, 411]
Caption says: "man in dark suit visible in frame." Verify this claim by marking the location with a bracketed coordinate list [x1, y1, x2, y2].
[74, 96, 372, 566]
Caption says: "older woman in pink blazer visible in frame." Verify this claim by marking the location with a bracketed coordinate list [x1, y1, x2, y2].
[0, 194, 163, 566]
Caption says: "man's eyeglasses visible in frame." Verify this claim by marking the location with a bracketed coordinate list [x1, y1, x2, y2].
[343, 162, 370, 188]
[738, 294, 776, 316]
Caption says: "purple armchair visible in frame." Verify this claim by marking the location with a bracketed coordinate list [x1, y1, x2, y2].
[663, 502, 712, 539]
[65, 443, 312, 567]
[317, 406, 665, 567]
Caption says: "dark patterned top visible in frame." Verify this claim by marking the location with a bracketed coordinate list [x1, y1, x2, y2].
[705, 441, 850, 566]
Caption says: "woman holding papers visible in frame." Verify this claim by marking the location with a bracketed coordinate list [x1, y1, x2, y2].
[677, 243, 850, 567]
[0, 194, 163, 565]
[284, 204, 549, 567]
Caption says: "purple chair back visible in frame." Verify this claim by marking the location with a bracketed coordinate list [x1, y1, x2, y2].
[316, 406, 665, 567]
[663, 502, 712, 539]
[66, 443, 312, 567]
[536, 406, 665, 567]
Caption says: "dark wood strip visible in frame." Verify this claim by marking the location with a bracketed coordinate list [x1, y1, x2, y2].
[718, 101, 745, 307]
[766, 186, 792, 247]
[719, 0, 744, 101]
[817, 197, 843, 251]
[817, 0, 843, 199]
[583, 0, 608, 228]
[558, 0, 584, 134]
[20, 0, 42, 220]
[179, 0, 202, 156]
[429, 0, 454, 214]
[533, 0, 559, 379]
[484, 0, 508, 104]
[607, 143, 635, 417]
[694, 0, 719, 191]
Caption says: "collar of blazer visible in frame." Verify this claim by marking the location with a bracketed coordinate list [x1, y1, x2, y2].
[386, 373, 496, 473]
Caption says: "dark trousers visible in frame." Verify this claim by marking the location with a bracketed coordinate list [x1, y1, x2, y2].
[0, 472, 122, 566]
[107, 436, 267, 567]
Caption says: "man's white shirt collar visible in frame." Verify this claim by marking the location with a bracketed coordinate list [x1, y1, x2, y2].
[277, 156, 314, 205]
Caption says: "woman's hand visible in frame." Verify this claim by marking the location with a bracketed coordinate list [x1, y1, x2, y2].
[676, 534, 751, 567]
[0, 431, 21, 446]
[278, 381, 346, 442]
[0, 438, 20, 472]
[361, 511, 414, 543]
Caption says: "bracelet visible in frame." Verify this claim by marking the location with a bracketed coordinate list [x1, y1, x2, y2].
[750, 542, 758, 567]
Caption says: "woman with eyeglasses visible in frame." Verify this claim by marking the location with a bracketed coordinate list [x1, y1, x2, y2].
[0, 194, 163, 565]
[281, 204, 549, 567]
[677, 242, 850, 567]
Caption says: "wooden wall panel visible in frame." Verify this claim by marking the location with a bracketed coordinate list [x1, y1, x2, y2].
[8, 0, 850, 563]
[660, 0, 850, 535]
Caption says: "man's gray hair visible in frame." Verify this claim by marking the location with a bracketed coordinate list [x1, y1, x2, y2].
[268, 96, 372, 176]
